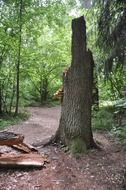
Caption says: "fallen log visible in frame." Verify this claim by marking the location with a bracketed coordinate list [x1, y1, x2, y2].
[0, 131, 37, 153]
[11, 143, 38, 153]
[0, 131, 24, 146]
[0, 131, 49, 168]
[0, 153, 48, 168]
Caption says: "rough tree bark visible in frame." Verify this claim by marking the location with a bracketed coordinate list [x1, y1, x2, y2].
[15, 0, 23, 115]
[53, 16, 97, 152]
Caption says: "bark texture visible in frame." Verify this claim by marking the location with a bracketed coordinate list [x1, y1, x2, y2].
[55, 16, 96, 151]
[15, 0, 23, 115]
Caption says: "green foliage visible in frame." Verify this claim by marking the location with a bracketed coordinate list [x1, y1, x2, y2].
[94, 0, 126, 73]
[92, 106, 114, 131]
[0, 0, 73, 110]
[69, 137, 87, 154]
[112, 126, 126, 145]
[114, 98, 126, 109]
[93, 105, 126, 145]
[112, 98, 126, 145]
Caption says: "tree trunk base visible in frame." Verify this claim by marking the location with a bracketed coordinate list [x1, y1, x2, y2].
[42, 132, 101, 152]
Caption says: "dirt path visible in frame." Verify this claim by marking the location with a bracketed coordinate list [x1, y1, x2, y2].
[0, 106, 126, 190]
[8, 106, 61, 145]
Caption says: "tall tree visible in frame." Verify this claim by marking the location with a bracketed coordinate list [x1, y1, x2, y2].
[50, 16, 96, 152]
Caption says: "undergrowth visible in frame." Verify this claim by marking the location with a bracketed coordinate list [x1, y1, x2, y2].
[92, 106, 114, 131]
[92, 106, 126, 145]
[0, 112, 30, 131]
[112, 126, 126, 146]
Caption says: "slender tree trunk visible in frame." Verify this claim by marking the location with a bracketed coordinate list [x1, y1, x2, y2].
[40, 78, 48, 104]
[0, 56, 3, 115]
[0, 83, 2, 115]
[9, 78, 16, 113]
[54, 16, 96, 151]
[15, 0, 23, 115]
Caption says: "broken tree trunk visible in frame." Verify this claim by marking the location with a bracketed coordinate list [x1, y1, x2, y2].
[53, 16, 97, 152]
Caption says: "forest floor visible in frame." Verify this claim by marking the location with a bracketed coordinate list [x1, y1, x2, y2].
[0, 106, 126, 190]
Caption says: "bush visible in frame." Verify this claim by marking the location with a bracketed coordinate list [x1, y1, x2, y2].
[92, 107, 114, 131]
[112, 125, 126, 145]
[92, 105, 126, 145]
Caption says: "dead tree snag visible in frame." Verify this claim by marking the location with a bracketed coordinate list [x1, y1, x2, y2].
[46, 16, 97, 153]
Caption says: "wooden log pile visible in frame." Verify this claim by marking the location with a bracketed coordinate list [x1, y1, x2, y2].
[0, 131, 48, 168]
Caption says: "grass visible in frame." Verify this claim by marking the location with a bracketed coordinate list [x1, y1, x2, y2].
[0, 112, 30, 131]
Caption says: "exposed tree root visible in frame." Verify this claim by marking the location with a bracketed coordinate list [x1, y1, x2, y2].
[35, 132, 102, 153]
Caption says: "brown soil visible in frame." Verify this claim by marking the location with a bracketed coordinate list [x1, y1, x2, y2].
[0, 106, 126, 190]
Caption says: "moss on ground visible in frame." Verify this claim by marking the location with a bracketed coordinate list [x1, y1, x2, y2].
[69, 137, 87, 154]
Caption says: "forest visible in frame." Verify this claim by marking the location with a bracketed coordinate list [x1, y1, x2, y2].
[0, 0, 126, 190]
